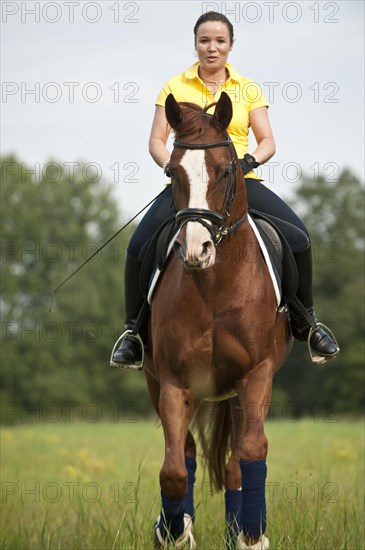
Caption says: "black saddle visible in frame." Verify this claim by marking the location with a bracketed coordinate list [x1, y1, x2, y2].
[139, 209, 309, 306]
[248, 208, 308, 305]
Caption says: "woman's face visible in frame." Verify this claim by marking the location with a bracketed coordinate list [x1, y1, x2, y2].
[195, 21, 232, 73]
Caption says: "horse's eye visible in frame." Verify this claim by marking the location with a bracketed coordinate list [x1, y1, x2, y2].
[168, 166, 181, 181]
[220, 166, 231, 180]
[166, 167, 174, 179]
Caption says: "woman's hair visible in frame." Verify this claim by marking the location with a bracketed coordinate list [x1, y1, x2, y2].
[194, 11, 234, 45]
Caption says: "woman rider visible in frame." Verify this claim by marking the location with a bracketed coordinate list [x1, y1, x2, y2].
[111, 11, 339, 367]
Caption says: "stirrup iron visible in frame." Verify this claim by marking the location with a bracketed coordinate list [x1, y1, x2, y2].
[109, 330, 145, 371]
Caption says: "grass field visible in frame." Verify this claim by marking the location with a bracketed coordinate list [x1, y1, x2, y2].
[1, 419, 364, 549]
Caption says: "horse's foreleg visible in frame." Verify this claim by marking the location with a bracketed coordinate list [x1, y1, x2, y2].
[159, 382, 194, 498]
[224, 399, 244, 548]
[231, 362, 273, 550]
[156, 382, 195, 543]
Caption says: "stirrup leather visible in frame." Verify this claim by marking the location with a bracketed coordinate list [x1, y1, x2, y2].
[308, 323, 339, 365]
[109, 330, 145, 371]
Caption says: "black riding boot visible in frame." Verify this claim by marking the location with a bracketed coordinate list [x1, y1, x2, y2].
[112, 254, 145, 367]
[291, 246, 339, 360]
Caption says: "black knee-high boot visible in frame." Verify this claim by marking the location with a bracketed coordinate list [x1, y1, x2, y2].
[294, 245, 314, 310]
[112, 253, 145, 366]
[290, 246, 339, 359]
[123, 254, 145, 329]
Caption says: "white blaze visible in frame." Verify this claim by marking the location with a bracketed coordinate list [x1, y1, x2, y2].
[180, 149, 209, 210]
[179, 149, 215, 265]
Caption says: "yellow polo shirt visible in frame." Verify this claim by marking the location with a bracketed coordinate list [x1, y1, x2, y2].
[155, 62, 269, 180]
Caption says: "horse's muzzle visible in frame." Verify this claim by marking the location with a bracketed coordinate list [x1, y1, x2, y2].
[174, 208, 220, 269]
[173, 236, 216, 270]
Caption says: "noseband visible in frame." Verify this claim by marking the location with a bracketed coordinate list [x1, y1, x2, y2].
[173, 135, 247, 245]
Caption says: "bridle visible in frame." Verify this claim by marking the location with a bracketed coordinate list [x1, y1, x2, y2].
[173, 134, 247, 245]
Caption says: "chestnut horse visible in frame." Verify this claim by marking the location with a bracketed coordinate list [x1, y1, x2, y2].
[144, 92, 292, 549]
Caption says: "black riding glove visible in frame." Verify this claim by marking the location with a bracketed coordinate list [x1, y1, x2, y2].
[239, 154, 260, 175]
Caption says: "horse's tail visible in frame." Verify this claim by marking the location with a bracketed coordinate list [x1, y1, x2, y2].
[192, 396, 239, 492]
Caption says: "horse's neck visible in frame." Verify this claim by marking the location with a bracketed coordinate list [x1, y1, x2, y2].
[224, 222, 257, 266]
[215, 174, 256, 259]
[229, 173, 249, 230]
[187, 222, 258, 313]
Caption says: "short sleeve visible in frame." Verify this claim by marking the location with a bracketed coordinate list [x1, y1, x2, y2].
[242, 81, 269, 111]
[155, 83, 172, 107]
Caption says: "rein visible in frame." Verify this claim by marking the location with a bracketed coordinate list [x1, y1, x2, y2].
[173, 136, 247, 245]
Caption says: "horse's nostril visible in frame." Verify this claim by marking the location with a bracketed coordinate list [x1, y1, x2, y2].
[202, 241, 214, 257]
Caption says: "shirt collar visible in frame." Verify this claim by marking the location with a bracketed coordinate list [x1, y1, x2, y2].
[184, 62, 241, 83]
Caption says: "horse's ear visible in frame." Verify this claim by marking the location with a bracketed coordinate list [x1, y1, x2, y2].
[165, 93, 182, 129]
[211, 92, 233, 130]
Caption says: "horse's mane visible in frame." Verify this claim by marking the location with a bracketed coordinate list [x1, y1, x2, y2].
[173, 100, 223, 139]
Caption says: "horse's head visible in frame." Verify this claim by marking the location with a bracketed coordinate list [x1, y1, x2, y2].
[166, 92, 244, 270]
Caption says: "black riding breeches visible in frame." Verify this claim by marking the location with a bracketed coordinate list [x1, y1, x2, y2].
[245, 179, 309, 238]
[127, 179, 310, 260]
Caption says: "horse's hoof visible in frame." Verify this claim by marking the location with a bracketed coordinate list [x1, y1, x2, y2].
[237, 533, 270, 550]
[154, 514, 196, 549]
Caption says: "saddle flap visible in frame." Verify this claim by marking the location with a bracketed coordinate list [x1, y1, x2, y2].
[139, 214, 178, 300]
[249, 209, 299, 305]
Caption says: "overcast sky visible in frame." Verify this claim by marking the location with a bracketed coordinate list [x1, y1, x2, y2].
[2, 0, 364, 218]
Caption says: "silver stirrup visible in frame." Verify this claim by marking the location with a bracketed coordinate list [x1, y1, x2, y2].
[308, 323, 340, 365]
[109, 330, 144, 371]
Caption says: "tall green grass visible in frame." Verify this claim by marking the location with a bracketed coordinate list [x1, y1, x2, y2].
[1, 419, 363, 549]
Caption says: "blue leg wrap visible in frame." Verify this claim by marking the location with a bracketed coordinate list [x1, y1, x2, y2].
[225, 489, 242, 549]
[185, 455, 196, 519]
[240, 460, 267, 539]
[158, 493, 186, 540]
